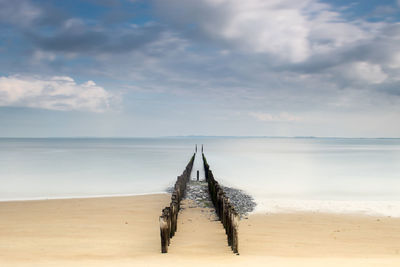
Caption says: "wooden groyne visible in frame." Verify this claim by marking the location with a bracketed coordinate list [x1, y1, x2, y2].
[202, 153, 239, 254]
[159, 154, 195, 253]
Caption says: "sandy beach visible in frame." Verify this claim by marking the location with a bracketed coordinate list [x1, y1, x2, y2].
[0, 194, 399, 266]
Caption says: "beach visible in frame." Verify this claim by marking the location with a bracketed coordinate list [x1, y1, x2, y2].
[1, 194, 399, 266]
[2, 0, 400, 264]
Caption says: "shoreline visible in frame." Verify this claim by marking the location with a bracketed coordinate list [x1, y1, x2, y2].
[0, 192, 168, 203]
[3, 193, 400, 218]
[254, 198, 400, 218]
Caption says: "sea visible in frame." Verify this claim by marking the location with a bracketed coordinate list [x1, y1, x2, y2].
[1, 137, 399, 217]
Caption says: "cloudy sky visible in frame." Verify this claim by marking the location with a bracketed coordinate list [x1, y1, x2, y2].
[1, 0, 400, 137]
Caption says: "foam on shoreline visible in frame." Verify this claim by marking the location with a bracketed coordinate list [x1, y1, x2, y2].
[254, 198, 400, 217]
[0, 192, 168, 203]
[3, 191, 400, 218]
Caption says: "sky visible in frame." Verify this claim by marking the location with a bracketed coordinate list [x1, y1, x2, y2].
[0, 0, 400, 137]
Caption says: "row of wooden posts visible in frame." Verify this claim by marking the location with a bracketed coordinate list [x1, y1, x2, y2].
[203, 153, 239, 254]
[159, 153, 195, 253]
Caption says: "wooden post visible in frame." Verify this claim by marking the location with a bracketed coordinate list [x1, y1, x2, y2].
[232, 212, 239, 254]
[170, 197, 178, 237]
[159, 215, 169, 253]
[162, 207, 171, 245]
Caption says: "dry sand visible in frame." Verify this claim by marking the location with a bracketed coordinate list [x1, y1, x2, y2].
[0, 194, 399, 266]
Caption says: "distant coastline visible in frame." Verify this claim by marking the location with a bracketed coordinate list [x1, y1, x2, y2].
[0, 136, 400, 139]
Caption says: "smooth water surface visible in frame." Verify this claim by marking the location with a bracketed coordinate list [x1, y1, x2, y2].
[0, 138, 195, 200]
[1, 137, 399, 216]
[203, 138, 400, 216]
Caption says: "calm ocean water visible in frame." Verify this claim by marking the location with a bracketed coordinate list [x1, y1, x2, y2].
[1, 137, 400, 216]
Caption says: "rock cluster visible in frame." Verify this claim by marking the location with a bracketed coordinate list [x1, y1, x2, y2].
[222, 186, 256, 217]
[167, 179, 257, 217]
[185, 180, 213, 208]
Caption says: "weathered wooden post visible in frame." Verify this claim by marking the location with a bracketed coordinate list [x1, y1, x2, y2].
[170, 195, 178, 237]
[232, 211, 239, 254]
[162, 207, 171, 245]
[160, 215, 169, 253]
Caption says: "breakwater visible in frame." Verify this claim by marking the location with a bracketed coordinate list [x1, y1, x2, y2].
[202, 153, 239, 254]
[159, 154, 195, 253]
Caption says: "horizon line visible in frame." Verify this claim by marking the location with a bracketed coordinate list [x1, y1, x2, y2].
[0, 135, 399, 139]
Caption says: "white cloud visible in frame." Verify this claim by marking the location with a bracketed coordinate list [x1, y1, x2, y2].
[352, 62, 388, 84]
[0, 75, 114, 112]
[211, 0, 311, 62]
[333, 61, 388, 85]
[155, 0, 375, 63]
[249, 112, 302, 122]
[309, 15, 371, 54]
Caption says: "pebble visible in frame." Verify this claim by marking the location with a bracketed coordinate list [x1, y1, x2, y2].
[222, 186, 257, 216]
[166, 179, 256, 217]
